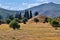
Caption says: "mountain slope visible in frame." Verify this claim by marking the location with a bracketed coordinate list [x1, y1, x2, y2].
[27, 2, 60, 17]
[0, 2, 60, 18]
[0, 8, 19, 18]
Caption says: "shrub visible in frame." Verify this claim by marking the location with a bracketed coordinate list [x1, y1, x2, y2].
[43, 17, 48, 23]
[51, 20, 59, 27]
[7, 15, 14, 20]
[13, 18, 21, 23]
[34, 18, 39, 24]
[0, 19, 6, 24]
[1, 20, 5, 24]
[22, 17, 28, 24]
[9, 19, 20, 30]
[6, 18, 11, 24]
[50, 19, 60, 30]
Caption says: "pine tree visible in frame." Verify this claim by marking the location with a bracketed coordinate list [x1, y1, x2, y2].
[7, 15, 14, 20]
[34, 11, 39, 16]
[24, 10, 29, 19]
[30, 10, 32, 19]
[0, 15, 2, 25]
[15, 13, 19, 18]
[0, 15, 3, 19]
[19, 12, 22, 20]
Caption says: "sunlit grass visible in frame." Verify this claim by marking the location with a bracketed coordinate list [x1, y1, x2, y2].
[0, 23, 60, 40]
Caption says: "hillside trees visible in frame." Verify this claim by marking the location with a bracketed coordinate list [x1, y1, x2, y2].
[43, 17, 48, 23]
[7, 15, 14, 20]
[30, 10, 32, 19]
[19, 12, 22, 19]
[0, 15, 3, 25]
[5, 18, 11, 24]
[49, 18, 60, 30]
[15, 12, 22, 20]
[0, 15, 3, 19]
[22, 17, 28, 24]
[4, 15, 14, 24]
[24, 10, 30, 19]
[34, 11, 39, 16]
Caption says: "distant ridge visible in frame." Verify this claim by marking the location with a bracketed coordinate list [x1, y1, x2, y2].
[27, 2, 60, 17]
[0, 2, 60, 18]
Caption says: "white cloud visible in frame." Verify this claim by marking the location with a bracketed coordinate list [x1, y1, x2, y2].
[37, 0, 48, 3]
[28, 3, 40, 8]
[0, 0, 49, 10]
[22, 2, 40, 9]
[0, 3, 21, 10]
[10, 7, 21, 10]
[22, 0, 49, 9]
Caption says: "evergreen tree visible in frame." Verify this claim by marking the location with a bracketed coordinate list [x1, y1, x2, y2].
[7, 15, 14, 20]
[19, 12, 22, 19]
[5, 18, 11, 24]
[34, 11, 39, 16]
[15, 12, 22, 20]
[15, 13, 19, 18]
[24, 10, 29, 19]
[0, 15, 3, 19]
[22, 17, 28, 24]
[30, 10, 32, 19]
[0, 15, 2, 25]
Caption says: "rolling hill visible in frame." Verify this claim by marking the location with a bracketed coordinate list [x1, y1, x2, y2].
[28, 15, 48, 23]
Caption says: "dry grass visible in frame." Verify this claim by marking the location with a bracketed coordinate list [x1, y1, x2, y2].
[0, 23, 60, 40]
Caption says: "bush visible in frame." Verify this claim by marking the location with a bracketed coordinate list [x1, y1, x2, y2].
[48, 17, 60, 30]
[22, 17, 28, 24]
[13, 18, 21, 23]
[50, 19, 60, 30]
[51, 19, 59, 27]
[43, 17, 48, 23]
[6, 18, 11, 24]
[9, 19, 20, 30]
[1, 20, 5, 24]
[7, 15, 14, 20]
[0, 19, 6, 24]
[34, 18, 39, 24]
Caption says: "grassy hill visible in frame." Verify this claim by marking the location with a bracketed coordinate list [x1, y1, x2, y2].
[28, 15, 48, 23]
[0, 23, 60, 40]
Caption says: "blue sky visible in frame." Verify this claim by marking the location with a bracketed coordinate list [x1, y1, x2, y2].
[0, 0, 60, 10]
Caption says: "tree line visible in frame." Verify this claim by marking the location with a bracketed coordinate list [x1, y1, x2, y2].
[0, 10, 60, 30]
[0, 10, 39, 30]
